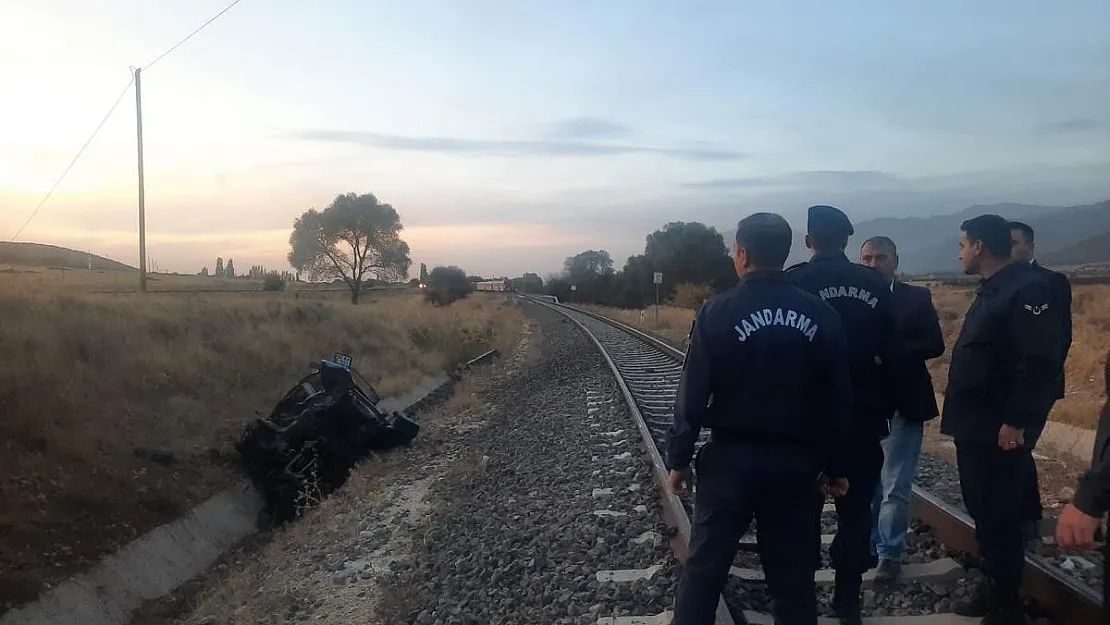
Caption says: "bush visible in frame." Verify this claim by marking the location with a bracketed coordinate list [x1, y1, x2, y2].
[262, 272, 286, 291]
[424, 266, 472, 306]
[668, 283, 714, 309]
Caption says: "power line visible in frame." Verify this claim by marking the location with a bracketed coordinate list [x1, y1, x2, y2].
[11, 0, 247, 241]
[143, 0, 245, 70]
[10, 75, 135, 242]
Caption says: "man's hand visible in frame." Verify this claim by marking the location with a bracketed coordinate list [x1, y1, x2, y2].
[998, 424, 1025, 451]
[819, 476, 850, 499]
[668, 467, 693, 498]
[1055, 503, 1101, 550]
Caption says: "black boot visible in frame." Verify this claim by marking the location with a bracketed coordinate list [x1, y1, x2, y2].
[981, 586, 1030, 625]
[831, 571, 863, 625]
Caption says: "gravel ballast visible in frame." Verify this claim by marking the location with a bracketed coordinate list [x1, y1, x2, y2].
[374, 304, 682, 625]
[915, 451, 1105, 595]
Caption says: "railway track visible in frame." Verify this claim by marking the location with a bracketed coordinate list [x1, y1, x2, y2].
[525, 296, 1103, 625]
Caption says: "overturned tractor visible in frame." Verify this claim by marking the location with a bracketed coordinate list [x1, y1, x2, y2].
[236, 357, 419, 525]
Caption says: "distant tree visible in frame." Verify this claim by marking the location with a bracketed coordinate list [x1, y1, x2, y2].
[262, 271, 285, 291]
[287, 192, 412, 304]
[226, 258, 236, 278]
[563, 250, 614, 280]
[199, 266, 209, 277]
[542, 222, 735, 308]
[511, 272, 544, 293]
[642, 222, 734, 298]
[556, 250, 616, 303]
[419, 263, 429, 284]
[424, 265, 472, 306]
[215, 257, 225, 278]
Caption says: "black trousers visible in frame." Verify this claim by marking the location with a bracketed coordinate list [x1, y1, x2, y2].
[1020, 452, 1043, 523]
[1104, 540, 1109, 616]
[1021, 413, 1051, 525]
[672, 441, 823, 625]
[955, 439, 1030, 597]
[827, 438, 885, 578]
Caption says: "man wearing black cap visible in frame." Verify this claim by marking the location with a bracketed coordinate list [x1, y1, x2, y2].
[667, 212, 854, 625]
[787, 205, 897, 624]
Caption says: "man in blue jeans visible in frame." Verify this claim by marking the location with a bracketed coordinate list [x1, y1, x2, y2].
[859, 236, 946, 582]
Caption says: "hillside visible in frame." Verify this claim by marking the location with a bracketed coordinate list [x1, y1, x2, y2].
[0, 242, 135, 272]
[847, 199, 1110, 273]
[1038, 231, 1110, 268]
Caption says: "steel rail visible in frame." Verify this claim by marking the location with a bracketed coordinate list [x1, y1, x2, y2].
[527, 296, 1104, 625]
[526, 296, 734, 625]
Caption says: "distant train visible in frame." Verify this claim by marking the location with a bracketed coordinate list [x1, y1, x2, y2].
[475, 279, 513, 292]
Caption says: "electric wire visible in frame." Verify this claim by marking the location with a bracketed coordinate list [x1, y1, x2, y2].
[10, 0, 247, 240]
[10, 75, 136, 241]
[143, 0, 245, 71]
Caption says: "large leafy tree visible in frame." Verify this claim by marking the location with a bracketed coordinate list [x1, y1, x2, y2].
[642, 221, 734, 294]
[288, 192, 412, 304]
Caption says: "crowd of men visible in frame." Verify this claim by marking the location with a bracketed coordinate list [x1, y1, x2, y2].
[663, 205, 1108, 625]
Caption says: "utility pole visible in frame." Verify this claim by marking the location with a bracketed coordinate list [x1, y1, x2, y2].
[134, 67, 148, 293]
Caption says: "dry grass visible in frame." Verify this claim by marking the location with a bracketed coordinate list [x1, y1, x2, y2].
[0, 267, 523, 612]
[588, 283, 1110, 428]
[0, 264, 408, 298]
[923, 281, 1110, 429]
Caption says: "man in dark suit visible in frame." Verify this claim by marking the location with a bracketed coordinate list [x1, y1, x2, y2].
[860, 236, 946, 583]
[1010, 221, 1073, 541]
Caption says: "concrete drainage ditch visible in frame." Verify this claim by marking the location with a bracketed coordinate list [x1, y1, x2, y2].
[1, 349, 500, 625]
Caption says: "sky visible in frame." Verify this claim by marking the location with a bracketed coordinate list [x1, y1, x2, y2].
[1, 0, 1108, 278]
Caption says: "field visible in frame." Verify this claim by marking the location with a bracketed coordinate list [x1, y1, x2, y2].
[586, 282, 1110, 429]
[0, 267, 525, 614]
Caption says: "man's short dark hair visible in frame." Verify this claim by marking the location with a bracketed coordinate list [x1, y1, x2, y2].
[735, 212, 792, 268]
[1009, 220, 1034, 244]
[961, 214, 1012, 259]
[808, 231, 849, 251]
[861, 235, 897, 254]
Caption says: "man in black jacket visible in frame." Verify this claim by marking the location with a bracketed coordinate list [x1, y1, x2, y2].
[787, 205, 897, 624]
[1009, 220, 1074, 541]
[941, 214, 1063, 624]
[666, 212, 854, 625]
[859, 236, 945, 583]
[1055, 350, 1109, 615]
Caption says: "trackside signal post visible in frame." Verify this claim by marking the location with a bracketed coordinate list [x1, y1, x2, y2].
[134, 67, 148, 293]
[653, 272, 663, 327]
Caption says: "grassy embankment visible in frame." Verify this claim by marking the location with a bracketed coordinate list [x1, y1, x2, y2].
[0, 266, 524, 612]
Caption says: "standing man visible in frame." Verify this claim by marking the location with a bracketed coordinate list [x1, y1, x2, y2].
[859, 236, 945, 583]
[941, 214, 1062, 624]
[1009, 220, 1074, 541]
[787, 205, 897, 625]
[667, 212, 854, 625]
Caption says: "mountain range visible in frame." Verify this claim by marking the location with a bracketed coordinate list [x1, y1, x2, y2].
[767, 199, 1110, 274]
[4, 198, 1108, 277]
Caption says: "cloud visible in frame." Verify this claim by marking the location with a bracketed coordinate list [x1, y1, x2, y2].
[286, 129, 746, 162]
[543, 117, 633, 140]
[682, 170, 902, 190]
[1035, 118, 1100, 134]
